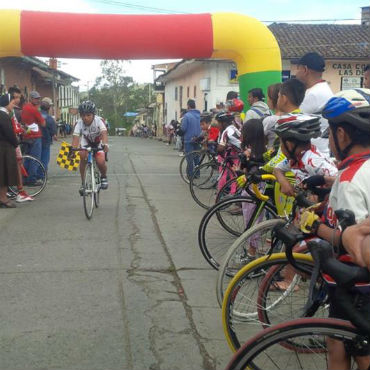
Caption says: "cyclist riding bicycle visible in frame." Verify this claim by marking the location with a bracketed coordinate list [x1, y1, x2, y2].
[71, 100, 109, 194]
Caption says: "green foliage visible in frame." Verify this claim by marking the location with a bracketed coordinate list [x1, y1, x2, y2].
[88, 60, 155, 133]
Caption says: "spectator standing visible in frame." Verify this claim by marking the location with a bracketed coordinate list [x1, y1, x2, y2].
[244, 88, 271, 122]
[21, 90, 45, 185]
[182, 99, 201, 177]
[294, 52, 333, 154]
[40, 97, 57, 173]
[0, 93, 19, 208]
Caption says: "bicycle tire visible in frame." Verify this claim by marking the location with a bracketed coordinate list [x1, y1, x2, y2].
[189, 161, 219, 209]
[83, 163, 94, 219]
[225, 318, 358, 370]
[9, 155, 47, 197]
[216, 218, 286, 307]
[94, 165, 100, 208]
[179, 150, 209, 184]
[222, 252, 314, 351]
[198, 197, 277, 270]
[214, 176, 242, 204]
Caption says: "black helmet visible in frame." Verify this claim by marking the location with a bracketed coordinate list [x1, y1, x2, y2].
[78, 100, 96, 114]
[200, 112, 213, 123]
[273, 114, 321, 142]
[322, 89, 370, 133]
[215, 111, 234, 123]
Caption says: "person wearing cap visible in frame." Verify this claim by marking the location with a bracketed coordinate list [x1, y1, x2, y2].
[21, 90, 46, 186]
[40, 97, 57, 173]
[294, 52, 333, 155]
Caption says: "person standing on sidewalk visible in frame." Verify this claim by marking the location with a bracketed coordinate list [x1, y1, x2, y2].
[21, 91, 45, 186]
[40, 97, 57, 173]
[181, 99, 201, 178]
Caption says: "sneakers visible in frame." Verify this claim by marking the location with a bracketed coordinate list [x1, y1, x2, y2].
[79, 186, 84, 196]
[24, 179, 44, 187]
[101, 177, 108, 190]
[178, 152, 185, 157]
[16, 191, 34, 203]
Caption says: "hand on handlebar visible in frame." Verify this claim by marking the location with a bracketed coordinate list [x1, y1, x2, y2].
[298, 210, 321, 235]
[102, 144, 109, 153]
[236, 174, 247, 188]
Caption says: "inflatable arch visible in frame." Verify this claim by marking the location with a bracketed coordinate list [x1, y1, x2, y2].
[0, 10, 281, 105]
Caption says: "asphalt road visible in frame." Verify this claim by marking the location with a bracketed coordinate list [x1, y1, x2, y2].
[0, 136, 233, 370]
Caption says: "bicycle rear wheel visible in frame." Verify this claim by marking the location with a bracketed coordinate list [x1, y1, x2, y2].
[9, 155, 47, 197]
[83, 163, 94, 219]
[189, 161, 219, 209]
[225, 318, 358, 370]
[215, 176, 242, 204]
[179, 150, 209, 184]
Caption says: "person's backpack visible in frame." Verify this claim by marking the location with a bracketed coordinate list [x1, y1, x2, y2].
[250, 107, 271, 120]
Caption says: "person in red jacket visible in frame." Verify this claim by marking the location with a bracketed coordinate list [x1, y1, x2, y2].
[21, 91, 45, 186]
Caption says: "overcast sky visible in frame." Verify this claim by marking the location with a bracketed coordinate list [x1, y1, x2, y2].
[1, 0, 367, 90]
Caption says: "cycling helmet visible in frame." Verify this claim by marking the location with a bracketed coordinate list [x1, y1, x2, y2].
[322, 88, 370, 133]
[273, 114, 321, 142]
[215, 111, 234, 123]
[78, 100, 96, 114]
[226, 98, 244, 113]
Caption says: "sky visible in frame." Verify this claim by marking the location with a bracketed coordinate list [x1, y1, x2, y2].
[1, 0, 368, 90]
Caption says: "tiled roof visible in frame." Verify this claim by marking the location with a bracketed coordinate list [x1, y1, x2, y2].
[269, 23, 370, 59]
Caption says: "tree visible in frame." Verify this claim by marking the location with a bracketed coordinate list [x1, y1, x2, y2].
[88, 60, 155, 133]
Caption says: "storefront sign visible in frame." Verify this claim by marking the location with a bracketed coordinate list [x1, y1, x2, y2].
[341, 77, 362, 90]
[332, 63, 366, 76]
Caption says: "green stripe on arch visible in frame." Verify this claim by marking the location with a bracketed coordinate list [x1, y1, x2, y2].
[238, 71, 282, 110]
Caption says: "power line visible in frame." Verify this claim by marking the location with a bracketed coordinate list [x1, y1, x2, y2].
[90, 0, 363, 24]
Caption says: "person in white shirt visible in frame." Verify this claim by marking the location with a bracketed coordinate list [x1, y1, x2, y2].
[294, 52, 333, 155]
[72, 101, 109, 193]
[244, 88, 271, 122]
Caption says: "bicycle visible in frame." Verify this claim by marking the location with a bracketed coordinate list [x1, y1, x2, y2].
[225, 238, 370, 370]
[8, 140, 47, 197]
[197, 173, 290, 270]
[189, 148, 239, 209]
[70, 146, 104, 220]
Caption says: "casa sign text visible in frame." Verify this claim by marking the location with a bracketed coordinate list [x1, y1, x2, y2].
[332, 63, 366, 76]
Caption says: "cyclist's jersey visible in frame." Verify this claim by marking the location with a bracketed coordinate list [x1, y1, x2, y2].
[218, 124, 241, 149]
[325, 151, 370, 227]
[275, 145, 337, 185]
[73, 115, 107, 147]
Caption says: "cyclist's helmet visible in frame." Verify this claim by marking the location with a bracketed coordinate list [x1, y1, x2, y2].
[215, 111, 234, 123]
[78, 100, 96, 115]
[322, 88, 370, 133]
[273, 114, 321, 142]
[226, 98, 244, 113]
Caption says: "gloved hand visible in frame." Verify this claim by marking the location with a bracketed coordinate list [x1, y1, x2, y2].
[299, 210, 322, 234]
[236, 174, 247, 188]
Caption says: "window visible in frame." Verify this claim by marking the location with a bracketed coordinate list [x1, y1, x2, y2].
[187, 86, 190, 98]
[179, 86, 183, 108]
[193, 85, 197, 98]
[175, 86, 178, 100]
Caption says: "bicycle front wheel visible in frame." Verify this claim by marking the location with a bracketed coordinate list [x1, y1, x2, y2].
[179, 150, 209, 184]
[222, 252, 315, 351]
[216, 218, 286, 307]
[9, 155, 47, 197]
[225, 318, 359, 370]
[83, 163, 94, 219]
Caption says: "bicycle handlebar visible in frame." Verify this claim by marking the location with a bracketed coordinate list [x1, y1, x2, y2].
[250, 174, 276, 201]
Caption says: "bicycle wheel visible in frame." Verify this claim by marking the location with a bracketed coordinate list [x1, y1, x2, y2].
[94, 166, 100, 208]
[198, 197, 276, 270]
[179, 150, 210, 184]
[225, 318, 358, 370]
[9, 155, 47, 197]
[189, 161, 219, 209]
[83, 163, 94, 219]
[216, 218, 286, 307]
[222, 253, 315, 351]
[215, 176, 242, 204]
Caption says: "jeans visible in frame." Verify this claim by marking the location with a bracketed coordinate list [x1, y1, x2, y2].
[184, 142, 200, 178]
[24, 138, 42, 183]
[40, 144, 51, 173]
